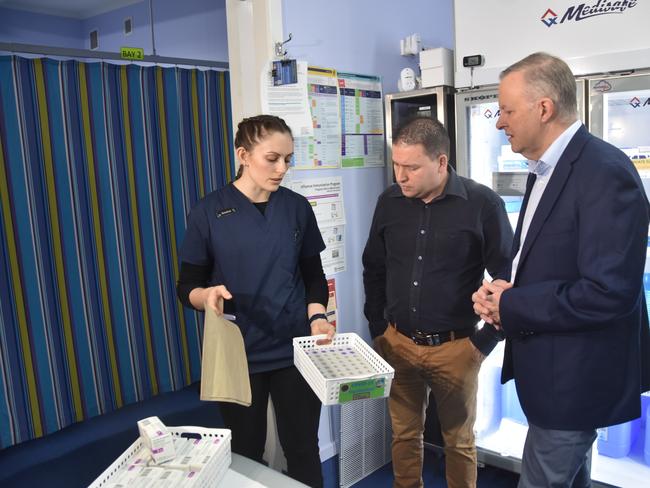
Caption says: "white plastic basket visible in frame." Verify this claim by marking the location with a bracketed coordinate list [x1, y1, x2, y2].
[293, 332, 394, 405]
[88, 426, 231, 488]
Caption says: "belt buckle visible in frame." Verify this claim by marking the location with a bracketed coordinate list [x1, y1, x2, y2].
[411, 330, 425, 345]
[410, 331, 422, 345]
[426, 333, 442, 346]
[412, 330, 442, 346]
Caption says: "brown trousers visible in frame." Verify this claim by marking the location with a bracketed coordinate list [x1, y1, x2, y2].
[376, 325, 483, 488]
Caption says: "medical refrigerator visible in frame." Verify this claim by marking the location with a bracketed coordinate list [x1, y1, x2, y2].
[455, 73, 650, 487]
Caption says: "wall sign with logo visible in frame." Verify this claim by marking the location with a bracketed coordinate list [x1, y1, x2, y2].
[454, 0, 650, 88]
[540, 1, 638, 28]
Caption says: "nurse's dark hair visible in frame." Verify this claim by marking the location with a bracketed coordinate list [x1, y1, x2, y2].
[500, 52, 578, 124]
[393, 117, 449, 160]
[235, 114, 293, 179]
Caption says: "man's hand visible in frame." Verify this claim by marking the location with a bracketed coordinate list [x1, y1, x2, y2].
[472, 279, 512, 328]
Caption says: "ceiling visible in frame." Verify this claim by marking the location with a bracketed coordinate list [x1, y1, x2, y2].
[0, 0, 143, 19]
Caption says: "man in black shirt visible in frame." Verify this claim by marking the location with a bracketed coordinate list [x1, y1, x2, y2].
[363, 117, 512, 488]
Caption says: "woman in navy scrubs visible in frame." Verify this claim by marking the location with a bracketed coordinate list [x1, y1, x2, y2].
[177, 115, 333, 487]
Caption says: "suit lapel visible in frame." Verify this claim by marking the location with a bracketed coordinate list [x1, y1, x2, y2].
[517, 127, 590, 274]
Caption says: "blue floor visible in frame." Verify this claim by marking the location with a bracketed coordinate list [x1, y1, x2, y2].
[322, 454, 520, 487]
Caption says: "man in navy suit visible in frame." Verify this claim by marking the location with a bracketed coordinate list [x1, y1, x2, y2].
[472, 52, 650, 487]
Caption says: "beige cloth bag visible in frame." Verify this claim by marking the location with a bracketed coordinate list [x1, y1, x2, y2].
[200, 308, 252, 406]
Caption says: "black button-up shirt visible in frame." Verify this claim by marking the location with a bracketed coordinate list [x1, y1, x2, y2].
[362, 168, 513, 354]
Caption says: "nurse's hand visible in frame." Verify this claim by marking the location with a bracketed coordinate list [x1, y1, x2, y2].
[202, 285, 232, 314]
[311, 318, 335, 345]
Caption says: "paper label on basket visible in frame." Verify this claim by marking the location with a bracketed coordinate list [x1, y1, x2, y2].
[338, 378, 386, 403]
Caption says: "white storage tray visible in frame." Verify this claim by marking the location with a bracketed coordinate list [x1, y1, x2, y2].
[88, 426, 231, 488]
[293, 332, 394, 405]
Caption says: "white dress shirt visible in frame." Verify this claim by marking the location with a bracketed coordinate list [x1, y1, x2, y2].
[511, 120, 582, 282]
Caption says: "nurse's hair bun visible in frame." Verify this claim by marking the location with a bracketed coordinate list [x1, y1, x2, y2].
[235, 114, 293, 152]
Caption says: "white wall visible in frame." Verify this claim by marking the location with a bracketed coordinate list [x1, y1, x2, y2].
[454, 0, 650, 88]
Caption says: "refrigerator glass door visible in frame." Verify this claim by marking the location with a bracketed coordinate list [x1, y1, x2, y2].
[456, 80, 586, 227]
[458, 76, 650, 487]
[588, 72, 650, 488]
[589, 73, 650, 197]
[455, 86, 523, 231]
[456, 87, 527, 464]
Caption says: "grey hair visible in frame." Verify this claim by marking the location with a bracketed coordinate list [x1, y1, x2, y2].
[501, 52, 578, 123]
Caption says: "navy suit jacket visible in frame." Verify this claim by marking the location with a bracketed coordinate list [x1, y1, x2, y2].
[500, 125, 650, 430]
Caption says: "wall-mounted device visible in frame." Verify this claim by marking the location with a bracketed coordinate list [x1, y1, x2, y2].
[462, 55, 484, 89]
[398, 68, 416, 92]
[419, 47, 454, 87]
[462, 55, 484, 68]
[400, 33, 422, 56]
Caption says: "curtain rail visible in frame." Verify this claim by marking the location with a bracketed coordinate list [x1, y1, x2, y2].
[0, 42, 229, 70]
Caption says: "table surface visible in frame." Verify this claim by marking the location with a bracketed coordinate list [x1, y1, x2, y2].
[221, 453, 309, 487]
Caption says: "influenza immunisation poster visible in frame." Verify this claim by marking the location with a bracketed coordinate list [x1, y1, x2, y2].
[287, 176, 346, 275]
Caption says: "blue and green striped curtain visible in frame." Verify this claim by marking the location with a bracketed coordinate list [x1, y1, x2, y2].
[0, 55, 233, 449]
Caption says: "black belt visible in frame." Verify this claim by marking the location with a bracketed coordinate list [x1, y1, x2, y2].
[394, 326, 476, 346]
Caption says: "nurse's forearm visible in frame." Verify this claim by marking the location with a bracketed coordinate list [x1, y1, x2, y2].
[307, 303, 326, 318]
[189, 287, 208, 310]
[308, 302, 335, 341]
[177, 261, 211, 309]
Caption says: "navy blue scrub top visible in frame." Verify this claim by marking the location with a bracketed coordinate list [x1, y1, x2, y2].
[180, 183, 326, 373]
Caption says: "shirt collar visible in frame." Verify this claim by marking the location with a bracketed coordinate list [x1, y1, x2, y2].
[389, 166, 468, 201]
[443, 166, 468, 200]
[529, 120, 582, 175]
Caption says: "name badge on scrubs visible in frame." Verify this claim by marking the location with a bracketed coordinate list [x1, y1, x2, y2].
[216, 207, 236, 218]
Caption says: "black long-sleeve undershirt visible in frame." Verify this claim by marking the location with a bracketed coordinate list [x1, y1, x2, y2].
[176, 254, 328, 311]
